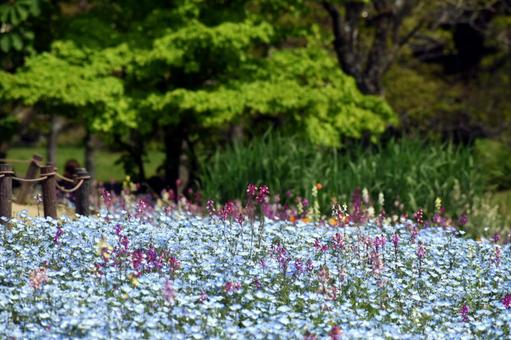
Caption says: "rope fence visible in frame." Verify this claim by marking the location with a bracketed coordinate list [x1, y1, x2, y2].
[0, 155, 91, 221]
[55, 172, 75, 183]
[56, 179, 84, 193]
[12, 176, 48, 183]
[0, 158, 33, 164]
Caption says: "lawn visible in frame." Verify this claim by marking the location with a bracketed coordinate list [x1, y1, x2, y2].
[6, 147, 165, 182]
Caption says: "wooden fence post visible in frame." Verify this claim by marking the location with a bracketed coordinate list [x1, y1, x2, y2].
[75, 168, 90, 216]
[41, 164, 57, 219]
[17, 154, 43, 204]
[0, 164, 13, 221]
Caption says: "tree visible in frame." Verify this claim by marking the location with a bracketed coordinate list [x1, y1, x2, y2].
[319, 0, 508, 95]
[0, 0, 397, 189]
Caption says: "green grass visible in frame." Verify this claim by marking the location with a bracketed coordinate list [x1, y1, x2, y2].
[6, 146, 165, 182]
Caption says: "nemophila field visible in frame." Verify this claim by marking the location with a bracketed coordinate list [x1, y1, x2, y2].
[1, 191, 510, 338]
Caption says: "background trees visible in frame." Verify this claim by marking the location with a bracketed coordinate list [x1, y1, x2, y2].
[0, 0, 396, 189]
[0, 0, 510, 193]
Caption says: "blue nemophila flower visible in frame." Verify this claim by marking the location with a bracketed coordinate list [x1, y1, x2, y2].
[0, 208, 510, 338]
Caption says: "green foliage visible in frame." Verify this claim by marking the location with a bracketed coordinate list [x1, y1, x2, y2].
[1, 1, 397, 149]
[475, 139, 511, 191]
[0, 0, 40, 53]
[199, 132, 484, 218]
[144, 45, 396, 146]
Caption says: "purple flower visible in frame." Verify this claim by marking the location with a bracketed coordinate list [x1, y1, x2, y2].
[294, 258, 304, 275]
[416, 242, 426, 259]
[252, 277, 262, 289]
[373, 235, 386, 252]
[199, 291, 209, 303]
[114, 224, 123, 236]
[236, 213, 244, 226]
[391, 233, 400, 249]
[495, 246, 501, 267]
[460, 304, 469, 322]
[501, 294, 511, 309]
[410, 227, 418, 243]
[458, 213, 468, 227]
[53, 226, 64, 244]
[492, 233, 501, 243]
[306, 259, 314, 272]
[163, 280, 176, 305]
[168, 256, 181, 274]
[332, 233, 345, 250]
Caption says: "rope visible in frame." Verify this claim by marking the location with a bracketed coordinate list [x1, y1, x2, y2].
[57, 180, 84, 193]
[0, 170, 14, 175]
[0, 158, 32, 164]
[0, 174, 4, 178]
[55, 172, 74, 183]
[12, 176, 48, 183]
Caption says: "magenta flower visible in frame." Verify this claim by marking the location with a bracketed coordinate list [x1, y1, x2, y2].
[414, 208, 424, 227]
[256, 185, 270, 204]
[224, 281, 241, 294]
[246, 184, 258, 198]
[501, 294, 511, 309]
[206, 200, 215, 216]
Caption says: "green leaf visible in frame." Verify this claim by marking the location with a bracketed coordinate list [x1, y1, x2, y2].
[11, 33, 23, 51]
[0, 36, 10, 52]
[9, 7, 20, 25]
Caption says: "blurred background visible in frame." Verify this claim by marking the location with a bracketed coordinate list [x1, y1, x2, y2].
[1, 0, 510, 235]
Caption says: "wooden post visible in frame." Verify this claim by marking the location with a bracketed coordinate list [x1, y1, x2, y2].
[16, 154, 43, 204]
[75, 168, 90, 216]
[41, 164, 57, 219]
[0, 164, 13, 221]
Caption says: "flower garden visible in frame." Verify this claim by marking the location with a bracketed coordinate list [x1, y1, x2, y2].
[1, 185, 511, 339]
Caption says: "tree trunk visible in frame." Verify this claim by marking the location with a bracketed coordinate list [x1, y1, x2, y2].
[322, 1, 423, 96]
[84, 128, 96, 180]
[46, 113, 59, 164]
[163, 124, 184, 193]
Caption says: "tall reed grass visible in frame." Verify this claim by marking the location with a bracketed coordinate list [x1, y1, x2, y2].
[199, 132, 485, 220]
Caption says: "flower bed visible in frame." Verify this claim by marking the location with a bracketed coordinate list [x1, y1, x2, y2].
[1, 208, 510, 338]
